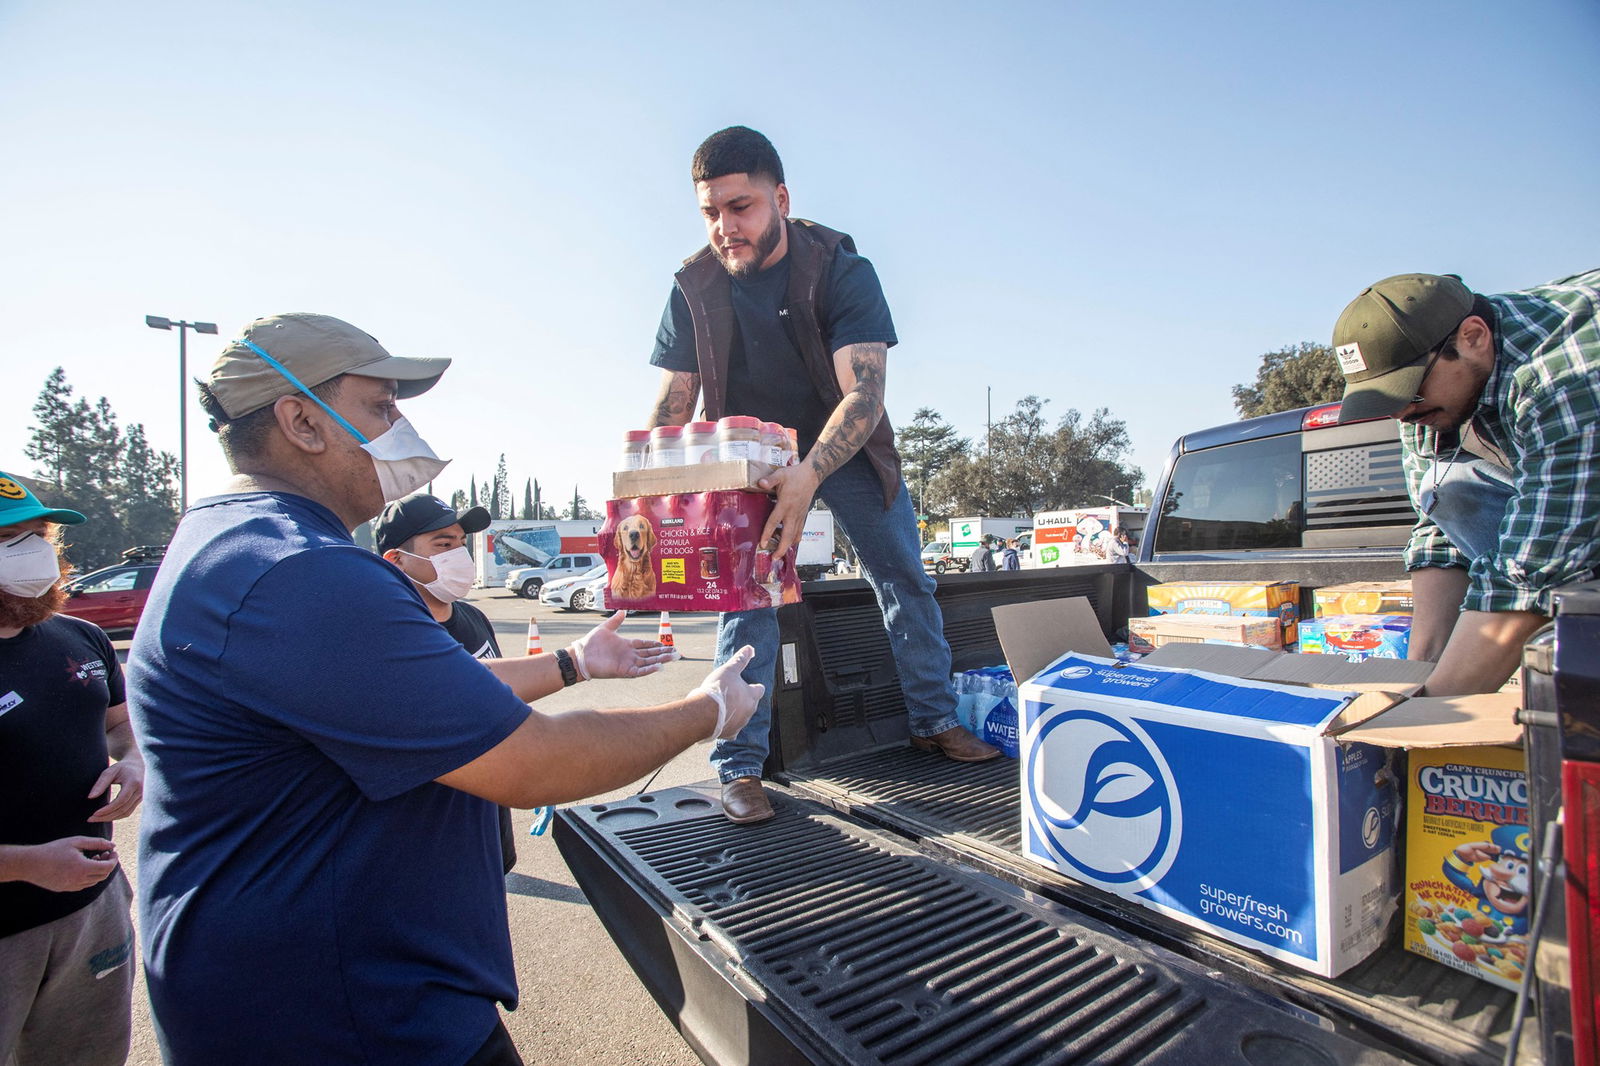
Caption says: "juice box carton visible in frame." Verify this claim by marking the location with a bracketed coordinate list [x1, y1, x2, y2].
[599, 490, 800, 613]
[1299, 615, 1412, 662]
[1128, 613, 1283, 656]
[1146, 580, 1300, 645]
[1403, 746, 1531, 992]
[1313, 581, 1415, 618]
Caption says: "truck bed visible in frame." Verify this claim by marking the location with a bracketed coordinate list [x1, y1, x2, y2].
[558, 566, 1532, 1066]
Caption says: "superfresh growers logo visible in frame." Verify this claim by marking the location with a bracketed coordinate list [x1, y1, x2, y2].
[1024, 708, 1181, 891]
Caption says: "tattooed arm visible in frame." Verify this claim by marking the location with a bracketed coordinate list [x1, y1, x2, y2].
[648, 370, 700, 429]
[757, 342, 887, 556]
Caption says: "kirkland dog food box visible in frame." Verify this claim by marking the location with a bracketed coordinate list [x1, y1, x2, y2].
[1146, 580, 1300, 646]
[600, 490, 800, 612]
[1299, 615, 1412, 662]
[1313, 581, 1414, 619]
[993, 599, 1522, 979]
[1404, 746, 1532, 991]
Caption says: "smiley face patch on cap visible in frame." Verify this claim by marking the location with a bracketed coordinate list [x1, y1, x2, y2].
[0, 478, 26, 500]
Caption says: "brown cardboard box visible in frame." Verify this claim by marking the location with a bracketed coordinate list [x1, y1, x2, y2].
[613, 461, 768, 499]
[1128, 613, 1283, 654]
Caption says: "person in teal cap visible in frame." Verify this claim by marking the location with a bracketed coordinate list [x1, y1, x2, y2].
[0, 470, 144, 1066]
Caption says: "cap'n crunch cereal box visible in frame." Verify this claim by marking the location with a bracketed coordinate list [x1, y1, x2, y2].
[1404, 746, 1532, 992]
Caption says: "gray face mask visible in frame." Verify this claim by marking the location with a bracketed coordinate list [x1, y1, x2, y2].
[235, 339, 451, 503]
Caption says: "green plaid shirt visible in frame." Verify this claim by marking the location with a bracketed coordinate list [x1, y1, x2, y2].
[1402, 268, 1600, 614]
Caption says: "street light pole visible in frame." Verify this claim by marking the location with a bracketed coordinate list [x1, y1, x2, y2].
[145, 315, 218, 513]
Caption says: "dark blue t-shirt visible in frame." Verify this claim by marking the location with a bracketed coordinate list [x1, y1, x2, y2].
[128, 491, 530, 1065]
[649, 242, 897, 454]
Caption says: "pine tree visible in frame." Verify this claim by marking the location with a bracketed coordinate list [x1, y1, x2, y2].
[492, 455, 509, 519]
[522, 479, 534, 520]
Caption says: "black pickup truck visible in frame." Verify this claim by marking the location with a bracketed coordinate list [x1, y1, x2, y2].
[556, 403, 1589, 1066]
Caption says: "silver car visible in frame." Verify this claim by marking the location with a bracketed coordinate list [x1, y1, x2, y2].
[537, 563, 609, 611]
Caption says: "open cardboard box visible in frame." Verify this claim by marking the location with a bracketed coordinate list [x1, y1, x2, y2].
[991, 597, 1521, 977]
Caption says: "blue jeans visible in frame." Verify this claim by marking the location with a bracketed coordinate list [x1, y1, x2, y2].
[711, 454, 960, 782]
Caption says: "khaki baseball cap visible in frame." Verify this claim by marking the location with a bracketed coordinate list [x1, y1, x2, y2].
[208, 313, 451, 419]
[1332, 273, 1473, 423]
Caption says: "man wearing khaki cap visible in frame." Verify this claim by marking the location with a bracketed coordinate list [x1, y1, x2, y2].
[1331, 268, 1600, 695]
[128, 313, 763, 1065]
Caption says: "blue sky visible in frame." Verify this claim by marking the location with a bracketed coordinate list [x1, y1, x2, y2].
[2, 0, 1596, 517]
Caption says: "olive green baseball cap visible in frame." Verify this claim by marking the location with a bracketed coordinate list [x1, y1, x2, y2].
[208, 313, 451, 419]
[1332, 273, 1473, 423]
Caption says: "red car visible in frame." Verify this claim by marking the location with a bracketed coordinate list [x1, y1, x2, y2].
[59, 548, 164, 637]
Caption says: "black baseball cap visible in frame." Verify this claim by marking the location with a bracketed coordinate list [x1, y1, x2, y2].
[372, 494, 490, 553]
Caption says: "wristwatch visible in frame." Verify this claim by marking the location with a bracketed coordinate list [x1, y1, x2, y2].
[554, 647, 580, 687]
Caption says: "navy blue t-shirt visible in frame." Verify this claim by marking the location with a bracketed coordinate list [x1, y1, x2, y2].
[128, 491, 530, 1065]
[649, 241, 897, 454]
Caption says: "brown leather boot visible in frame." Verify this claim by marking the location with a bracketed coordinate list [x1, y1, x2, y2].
[909, 725, 1002, 762]
[720, 776, 775, 824]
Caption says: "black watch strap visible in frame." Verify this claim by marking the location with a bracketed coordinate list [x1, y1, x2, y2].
[554, 647, 579, 687]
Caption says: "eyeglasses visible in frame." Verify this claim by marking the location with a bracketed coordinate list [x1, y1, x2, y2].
[1408, 326, 1460, 405]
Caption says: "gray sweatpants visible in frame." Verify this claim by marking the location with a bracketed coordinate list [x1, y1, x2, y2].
[0, 870, 134, 1066]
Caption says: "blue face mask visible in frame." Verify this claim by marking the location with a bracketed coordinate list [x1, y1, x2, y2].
[237, 339, 450, 502]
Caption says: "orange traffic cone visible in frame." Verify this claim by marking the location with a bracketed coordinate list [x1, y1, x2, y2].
[657, 611, 674, 650]
[526, 616, 543, 656]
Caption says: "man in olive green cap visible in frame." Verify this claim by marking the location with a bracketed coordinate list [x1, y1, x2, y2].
[1331, 268, 1600, 695]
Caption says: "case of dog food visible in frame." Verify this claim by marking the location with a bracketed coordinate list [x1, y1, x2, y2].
[1403, 745, 1532, 992]
[600, 490, 801, 613]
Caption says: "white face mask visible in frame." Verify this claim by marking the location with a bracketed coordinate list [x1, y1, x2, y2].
[0, 532, 63, 599]
[361, 417, 450, 504]
[399, 544, 474, 603]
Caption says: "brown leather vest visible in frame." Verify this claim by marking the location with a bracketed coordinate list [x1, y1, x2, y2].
[674, 218, 903, 509]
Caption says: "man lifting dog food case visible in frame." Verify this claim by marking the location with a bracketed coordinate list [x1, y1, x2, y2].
[645, 125, 998, 825]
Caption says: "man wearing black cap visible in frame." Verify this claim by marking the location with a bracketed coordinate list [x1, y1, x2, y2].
[0, 472, 142, 1066]
[1331, 268, 1600, 695]
[129, 313, 762, 1066]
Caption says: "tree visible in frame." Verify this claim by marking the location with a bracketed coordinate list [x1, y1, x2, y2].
[469, 480, 479, 509]
[22, 368, 180, 569]
[521, 479, 534, 520]
[928, 397, 1143, 517]
[491, 455, 509, 520]
[897, 408, 969, 519]
[449, 488, 468, 513]
[1232, 342, 1344, 418]
[562, 487, 598, 521]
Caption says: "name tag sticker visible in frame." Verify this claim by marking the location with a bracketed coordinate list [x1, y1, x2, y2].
[1335, 342, 1367, 373]
[0, 691, 22, 718]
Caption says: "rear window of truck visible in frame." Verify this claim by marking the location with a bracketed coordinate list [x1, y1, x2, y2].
[1154, 435, 1300, 552]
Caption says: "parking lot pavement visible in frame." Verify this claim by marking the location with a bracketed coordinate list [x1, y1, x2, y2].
[125, 590, 724, 1065]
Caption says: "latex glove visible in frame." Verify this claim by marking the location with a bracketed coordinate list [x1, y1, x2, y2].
[569, 611, 676, 680]
[690, 645, 765, 740]
[13, 837, 119, 892]
[756, 463, 821, 559]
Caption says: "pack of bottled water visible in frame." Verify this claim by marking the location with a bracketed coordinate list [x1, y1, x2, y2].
[952, 666, 1019, 757]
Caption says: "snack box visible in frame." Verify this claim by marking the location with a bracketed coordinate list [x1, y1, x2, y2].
[1146, 580, 1300, 645]
[1128, 613, 1283, 655]
[599, 490, 800, 613]
[1299, 615, 1412, 662]
[1313, 581, 1414, 619]
[993, 598, 1521, 979]
[1403, 746, 1531, 992]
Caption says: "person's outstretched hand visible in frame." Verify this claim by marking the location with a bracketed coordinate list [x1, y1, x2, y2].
[690, 645, 765, 740]
[569, 611, 677, 680]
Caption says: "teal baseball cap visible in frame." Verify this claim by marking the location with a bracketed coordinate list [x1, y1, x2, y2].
[0, 471, 87, 526]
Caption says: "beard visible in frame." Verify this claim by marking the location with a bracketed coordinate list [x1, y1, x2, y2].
[715, 211, 784, 280]
[0, 555, 72, 630]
